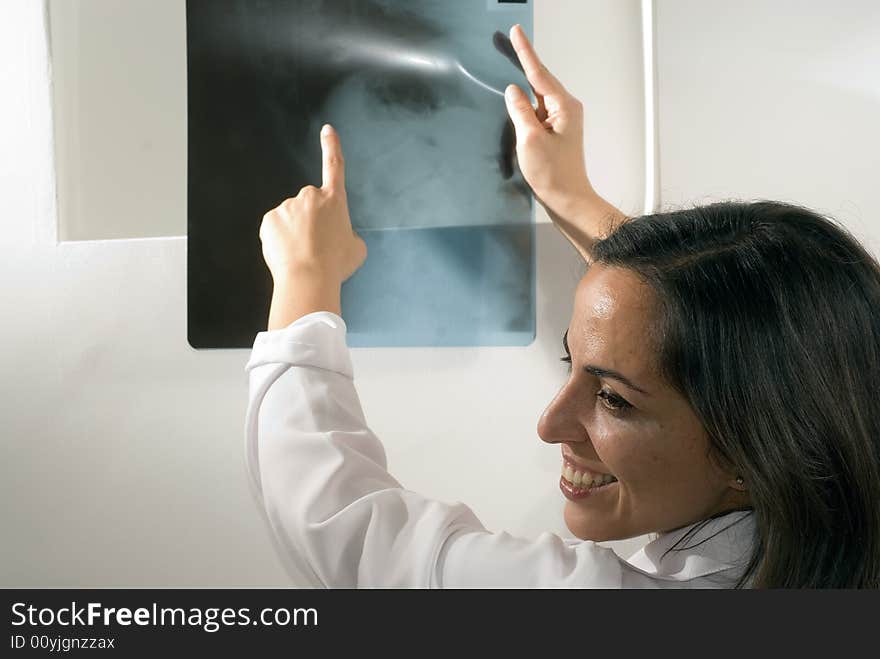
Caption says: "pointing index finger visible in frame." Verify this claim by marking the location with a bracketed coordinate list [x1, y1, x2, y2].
[321, 124, 345, 192]
[510, 24, 563, 97]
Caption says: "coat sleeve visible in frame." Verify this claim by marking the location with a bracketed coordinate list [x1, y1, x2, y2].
[243, 311, 645, 588]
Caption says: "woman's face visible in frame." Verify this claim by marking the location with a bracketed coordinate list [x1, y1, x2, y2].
[538, 264, 745, 541]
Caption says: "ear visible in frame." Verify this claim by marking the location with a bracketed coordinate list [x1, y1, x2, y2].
[730, 475, 747, 492]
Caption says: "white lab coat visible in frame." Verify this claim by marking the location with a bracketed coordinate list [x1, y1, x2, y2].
[244, 311, 756, 588]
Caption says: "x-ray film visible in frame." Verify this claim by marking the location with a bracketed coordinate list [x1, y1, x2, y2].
[187, 0, 535, 348]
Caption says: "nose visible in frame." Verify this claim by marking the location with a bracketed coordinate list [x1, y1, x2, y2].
[536, 380, 591, 445]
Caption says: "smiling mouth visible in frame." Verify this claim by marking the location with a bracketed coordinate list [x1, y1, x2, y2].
[559, 460, 618, 500]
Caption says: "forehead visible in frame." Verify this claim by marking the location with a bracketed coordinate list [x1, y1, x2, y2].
[570, 264, 659, 377]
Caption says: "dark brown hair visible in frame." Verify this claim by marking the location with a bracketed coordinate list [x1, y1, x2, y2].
[591, 200, 880, 587]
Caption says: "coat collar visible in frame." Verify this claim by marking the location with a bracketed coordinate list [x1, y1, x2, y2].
[622, 510, 756, 583]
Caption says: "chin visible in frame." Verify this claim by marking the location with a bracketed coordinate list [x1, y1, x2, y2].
[564, 502, 615, 542]
[563, 501, 646, 543]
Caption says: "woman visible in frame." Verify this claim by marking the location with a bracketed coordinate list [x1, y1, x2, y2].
[246, 26, 880, 587]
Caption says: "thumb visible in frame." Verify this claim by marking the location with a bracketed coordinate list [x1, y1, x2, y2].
[504, 84, 540, 137]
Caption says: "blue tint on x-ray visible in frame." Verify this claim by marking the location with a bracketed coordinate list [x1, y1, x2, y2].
[185, 1, 535, 348]
[344, 221, 534, 347]
[328, 1, 536, 347]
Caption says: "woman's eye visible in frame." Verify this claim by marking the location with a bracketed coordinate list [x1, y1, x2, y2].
[597, 388, 632, 411]
[560, 356, 632, 412]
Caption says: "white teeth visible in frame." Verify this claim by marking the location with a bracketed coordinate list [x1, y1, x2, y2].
[562, 462, 617, 489]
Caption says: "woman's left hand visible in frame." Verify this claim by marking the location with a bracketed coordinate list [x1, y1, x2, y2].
[260, 124, 367, 329]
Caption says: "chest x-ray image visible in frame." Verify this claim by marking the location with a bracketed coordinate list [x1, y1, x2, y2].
[187, 0, 535, 348]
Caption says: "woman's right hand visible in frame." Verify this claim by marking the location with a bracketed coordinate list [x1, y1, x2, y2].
[503, 24, 594, 221]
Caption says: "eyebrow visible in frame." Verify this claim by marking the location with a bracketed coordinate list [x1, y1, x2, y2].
[562, 329, 650, 396]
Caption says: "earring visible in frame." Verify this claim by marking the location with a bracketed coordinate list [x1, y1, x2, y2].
[735, 476, 745, 486]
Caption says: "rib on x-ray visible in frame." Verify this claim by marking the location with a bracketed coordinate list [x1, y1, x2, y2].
[187, 0, 535, 348]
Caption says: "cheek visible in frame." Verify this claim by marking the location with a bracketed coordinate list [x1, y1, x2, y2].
[619, 425, 720, 500]
[588, 415, 644, 477]
[590, 417, 693, 488]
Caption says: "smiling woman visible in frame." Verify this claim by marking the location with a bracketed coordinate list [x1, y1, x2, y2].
[245, 24, 880, 588]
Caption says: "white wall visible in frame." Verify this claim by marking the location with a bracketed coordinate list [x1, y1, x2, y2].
[655, 0, 880, 255]
[48, 0, 187, 241]
[1, 0, 646, 586]
[9, 0, 879, 589]
[9, 0, 878, 589]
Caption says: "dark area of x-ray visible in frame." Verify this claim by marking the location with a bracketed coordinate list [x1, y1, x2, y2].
[187, 0, 535, 348]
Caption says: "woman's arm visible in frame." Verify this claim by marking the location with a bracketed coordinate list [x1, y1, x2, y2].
[245, 311, 634, 587]
[248, 124, 632, 587]
[246, 311, 483, 586]
[267, 269, 341, 330]
[545, 190, 629, 263]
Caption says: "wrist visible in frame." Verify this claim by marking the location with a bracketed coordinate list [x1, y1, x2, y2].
[552, 188, 600, 221]
[542, 187, 626, 261]
[268, 269, 342, 330]
[540, 179, 596, 219]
